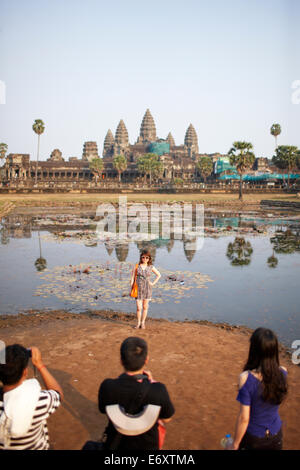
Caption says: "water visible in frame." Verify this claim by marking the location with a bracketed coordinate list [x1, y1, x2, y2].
[0, 209, 299, 347]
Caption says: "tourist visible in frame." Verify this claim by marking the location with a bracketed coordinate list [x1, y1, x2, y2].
[98, 337, 174, 450]
[0, 344, 63, 450]
[130, 250, 161, 329]
[230, 328, 288, 450]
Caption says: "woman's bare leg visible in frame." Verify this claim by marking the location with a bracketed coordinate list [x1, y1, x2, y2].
[141, 299, 149, 328]
[135, 299, 142, 328]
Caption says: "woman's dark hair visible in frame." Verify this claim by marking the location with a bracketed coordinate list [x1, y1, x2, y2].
[139, 250, 152, 266]
[121, 337, 148, 372]
[243, 328, 288, 405]
[0, 344, 30, 386]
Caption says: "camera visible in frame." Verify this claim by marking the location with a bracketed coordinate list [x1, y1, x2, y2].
[27, 348, 32, 358]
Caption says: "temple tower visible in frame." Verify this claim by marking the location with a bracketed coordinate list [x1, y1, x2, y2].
[82, 142, 99, 162]
[48, 149, 64, 161]
[139, 109, 156, 143]
[103, 129, 115, 157]
[115, 120, 129, 155]
[166, 132, 175, 147]
[184, 124, 199, 157]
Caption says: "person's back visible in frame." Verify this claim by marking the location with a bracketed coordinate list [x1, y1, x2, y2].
[237, 368, 287, 439]
[232, 328, 288, 450]
[98, 337, 175, 450]
[0, 344, 63, 450]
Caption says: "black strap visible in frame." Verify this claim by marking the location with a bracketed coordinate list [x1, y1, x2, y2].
[108, 377, 152, 451]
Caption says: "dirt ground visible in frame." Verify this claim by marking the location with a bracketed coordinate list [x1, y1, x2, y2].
[1, 311, 299, 450]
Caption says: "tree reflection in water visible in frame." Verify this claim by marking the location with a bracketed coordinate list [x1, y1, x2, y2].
[34, 230, 47, 271]
[270, 229, 300, 255]
[226, 237, 253, 266]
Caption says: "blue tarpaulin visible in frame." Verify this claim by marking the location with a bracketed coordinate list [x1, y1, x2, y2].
[218, 173, 300, 181]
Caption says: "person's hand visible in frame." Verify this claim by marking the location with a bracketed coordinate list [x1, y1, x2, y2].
[149, 282, 154, 287]
[30, 346, 44, 369]
[227, 441, 239, 450]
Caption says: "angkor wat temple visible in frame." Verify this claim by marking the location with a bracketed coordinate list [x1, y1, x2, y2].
[1, 109, 234, 184]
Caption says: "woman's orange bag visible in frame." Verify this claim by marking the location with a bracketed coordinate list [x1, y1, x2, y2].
[130, 264, 138, 298]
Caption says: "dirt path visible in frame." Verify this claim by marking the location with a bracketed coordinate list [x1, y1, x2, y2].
[1, 312, 299, 450]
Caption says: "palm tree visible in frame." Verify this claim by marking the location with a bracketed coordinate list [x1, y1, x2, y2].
[89, 157, 104, 183]
[196, 156, 213, 183]
[113, 154, 127, 183]
[228, 141, 255, 200]
[137, 153, 162, 185]
[272, 145, 298, 188]
[32, 119, 45, 184]
[270, 124, 281, 150]
[226, 237, 253, 266]
[0, 143, 8, 162]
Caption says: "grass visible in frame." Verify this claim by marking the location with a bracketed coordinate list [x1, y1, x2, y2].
[0, 192, 299, 207]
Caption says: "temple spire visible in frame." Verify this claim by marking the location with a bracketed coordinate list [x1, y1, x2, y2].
[184, 124, 198, 155]
[115, 120, 129, 146]
[166, 132, 175, 147]
[103, 129, 114, 156]
[139, 109, 156, 143]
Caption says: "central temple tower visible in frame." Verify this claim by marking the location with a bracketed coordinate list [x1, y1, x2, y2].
[138, 109, 157, 143]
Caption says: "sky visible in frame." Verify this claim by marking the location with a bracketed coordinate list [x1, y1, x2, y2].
[0, 0, 299, 161]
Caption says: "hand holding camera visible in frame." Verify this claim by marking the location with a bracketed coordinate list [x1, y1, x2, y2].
[28, 346, 45, 371]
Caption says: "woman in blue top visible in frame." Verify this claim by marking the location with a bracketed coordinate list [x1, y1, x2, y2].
[231, 328, 288, 450]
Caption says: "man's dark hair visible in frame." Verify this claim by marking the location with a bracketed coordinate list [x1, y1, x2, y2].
[0, 344, 29, 385]
[120, 337, 148, 372]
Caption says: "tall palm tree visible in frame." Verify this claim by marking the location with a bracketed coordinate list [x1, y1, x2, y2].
[270, 123, 281, 150]
[113, 154, 128, 182]
[196, 156, 213, 183]
[272, 145, 298, 187]
[228, 141, 255, 200]
[32, 119, 45, 184]
[89, 157, 104, 183]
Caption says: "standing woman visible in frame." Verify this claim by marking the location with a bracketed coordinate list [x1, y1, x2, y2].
[231, 328, 288, 450]
[130, 250, 161, 329]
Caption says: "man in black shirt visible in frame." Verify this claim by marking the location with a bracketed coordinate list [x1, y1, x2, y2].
[98, 337, 175, 450]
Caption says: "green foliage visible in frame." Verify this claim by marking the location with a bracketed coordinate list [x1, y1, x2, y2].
[32, 119, 45, 135]
[196, 156, 213, 180]
[113, 154, 128, 181]
[272, 145, 299, 170]
[228, 141, 255, 199]
[270, 123, 281, 138]
[228, 142, 255, 174]
[0, 143, 8, 160]
[173, 177, 184, 185]
[89, 157, 104, 178]
[137, 153, 163, 183]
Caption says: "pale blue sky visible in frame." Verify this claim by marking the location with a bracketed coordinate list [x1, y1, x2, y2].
[0, 0, 299, 161]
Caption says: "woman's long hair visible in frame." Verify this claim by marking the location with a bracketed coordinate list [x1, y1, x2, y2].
[243, 328, 288, 405]
[139, 250, 153, 266]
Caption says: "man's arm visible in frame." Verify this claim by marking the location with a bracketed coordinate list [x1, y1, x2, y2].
[31, 346, 64, 400]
